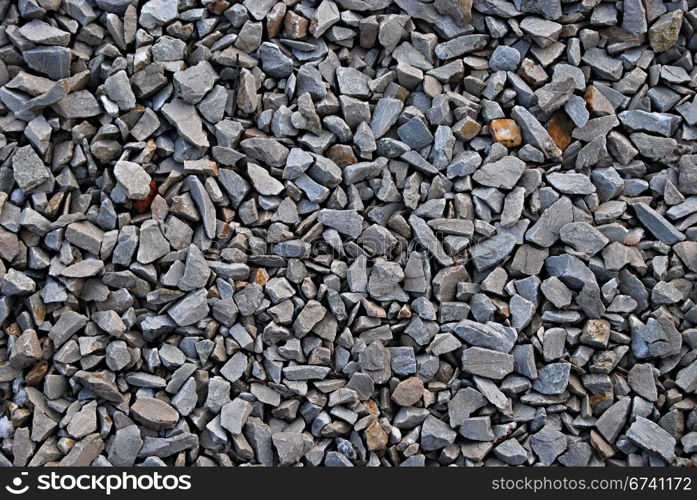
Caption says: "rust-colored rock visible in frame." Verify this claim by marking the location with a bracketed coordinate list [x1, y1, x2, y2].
[207, 0, 228, 14]
[584, 86, 615, 116]
[518, 58, 547, 89]
[365, 420, 388, 451]
[546, 111, 574, 151]
[134, 180, 157, 213]
[25, 360, 49, 385]
[326, 144, 357, 167]
[364, 399, 380, 417]
[490, 119, 522, 147]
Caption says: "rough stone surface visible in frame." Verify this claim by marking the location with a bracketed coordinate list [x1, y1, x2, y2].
[0, 0, 694, 470]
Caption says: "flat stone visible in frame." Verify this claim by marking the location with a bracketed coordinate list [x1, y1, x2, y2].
[114, 161, 151, 200]
[469, 233, 517, 271]
[435, 34, 488, 59]
[560, 222, 609, 255]
[104, 70, 136, 110]
[173, 61, 218, 104]
[137, 220, 170, 264]
[532, 363, 570, 395]
[391, 377, 424, 406]
[247, 163, 284, 196]
[531, 425, 567, 465]
[461, 347, 514, 379]
[131, 397, 178, 430]
[473, 156, 525, 190]
[421, 415, 457, 451]
[240, 138, 289, 168]
[12, 145, 52, 192]
[20, 20, 71, 46]
[526, 197, 573, 247]
[73, 371, 123, 403]
[371, 97, 404, 138]
[626, 416, 676, 463]
[167, 289, 209, 326]
[632, 202, 684, 244]
[161, 99, 209, 148]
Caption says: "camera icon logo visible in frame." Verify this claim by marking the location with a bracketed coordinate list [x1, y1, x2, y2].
[5, 472, 29, 495]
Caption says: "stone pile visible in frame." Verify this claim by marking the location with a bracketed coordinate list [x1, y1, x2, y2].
[0, 0, 696, 467]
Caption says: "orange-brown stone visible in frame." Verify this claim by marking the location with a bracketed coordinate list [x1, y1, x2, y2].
[25, 361, 48, 385]
[490, 119, 522, 147]
[266, 2, 286, 38]
[284, 10, 309, 39]
[517, 58, 547, 89]
[254, 268, 269, 285]
[583, 86, 614, 116]
[134, 180, 157, 213]
[365, 420, 388, 451]
[546, 111, 574, 151]
[364, 399, 380, 416]
[206, 0, 228, 15]
[326, 144, 357, 167]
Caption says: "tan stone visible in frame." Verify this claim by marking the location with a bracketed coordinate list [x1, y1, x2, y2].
[266, 2, 286, 38]
[517, 58, 547, 89]
[326, 144, 357, 167]
[131, 397, 179, 430]
[397, 304, 411, 319]
[423, 75, 443, 98]
[0, 227, 21, 262]
[25, 360, 48, 385]
[365, 399, 380, 417]
[206, 0, 228, 15]
[435, 0, 472, 26]
[393, 86, 410, 102]
[490, 119, 522, 147]
[254, 268, 269, 285]
[391, 376, 424, 406]
[624, 228, 644, 246]
[584, 86, 614, 116]
[649, 10, 683, 53]
[284, 11, 309, 39]
[590, 430, 615, 460]
[365, 420, 388, 451]
[581, 319, 610, 348]
[453, 116, 481, 140]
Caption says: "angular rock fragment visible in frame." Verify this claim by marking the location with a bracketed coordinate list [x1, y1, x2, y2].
[12, 145, 52, 193]
[162, 99, 209, 148]
[461, 348, 514, 380]
[627, 417, 676, 463]
[114, 161, 151, 200]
